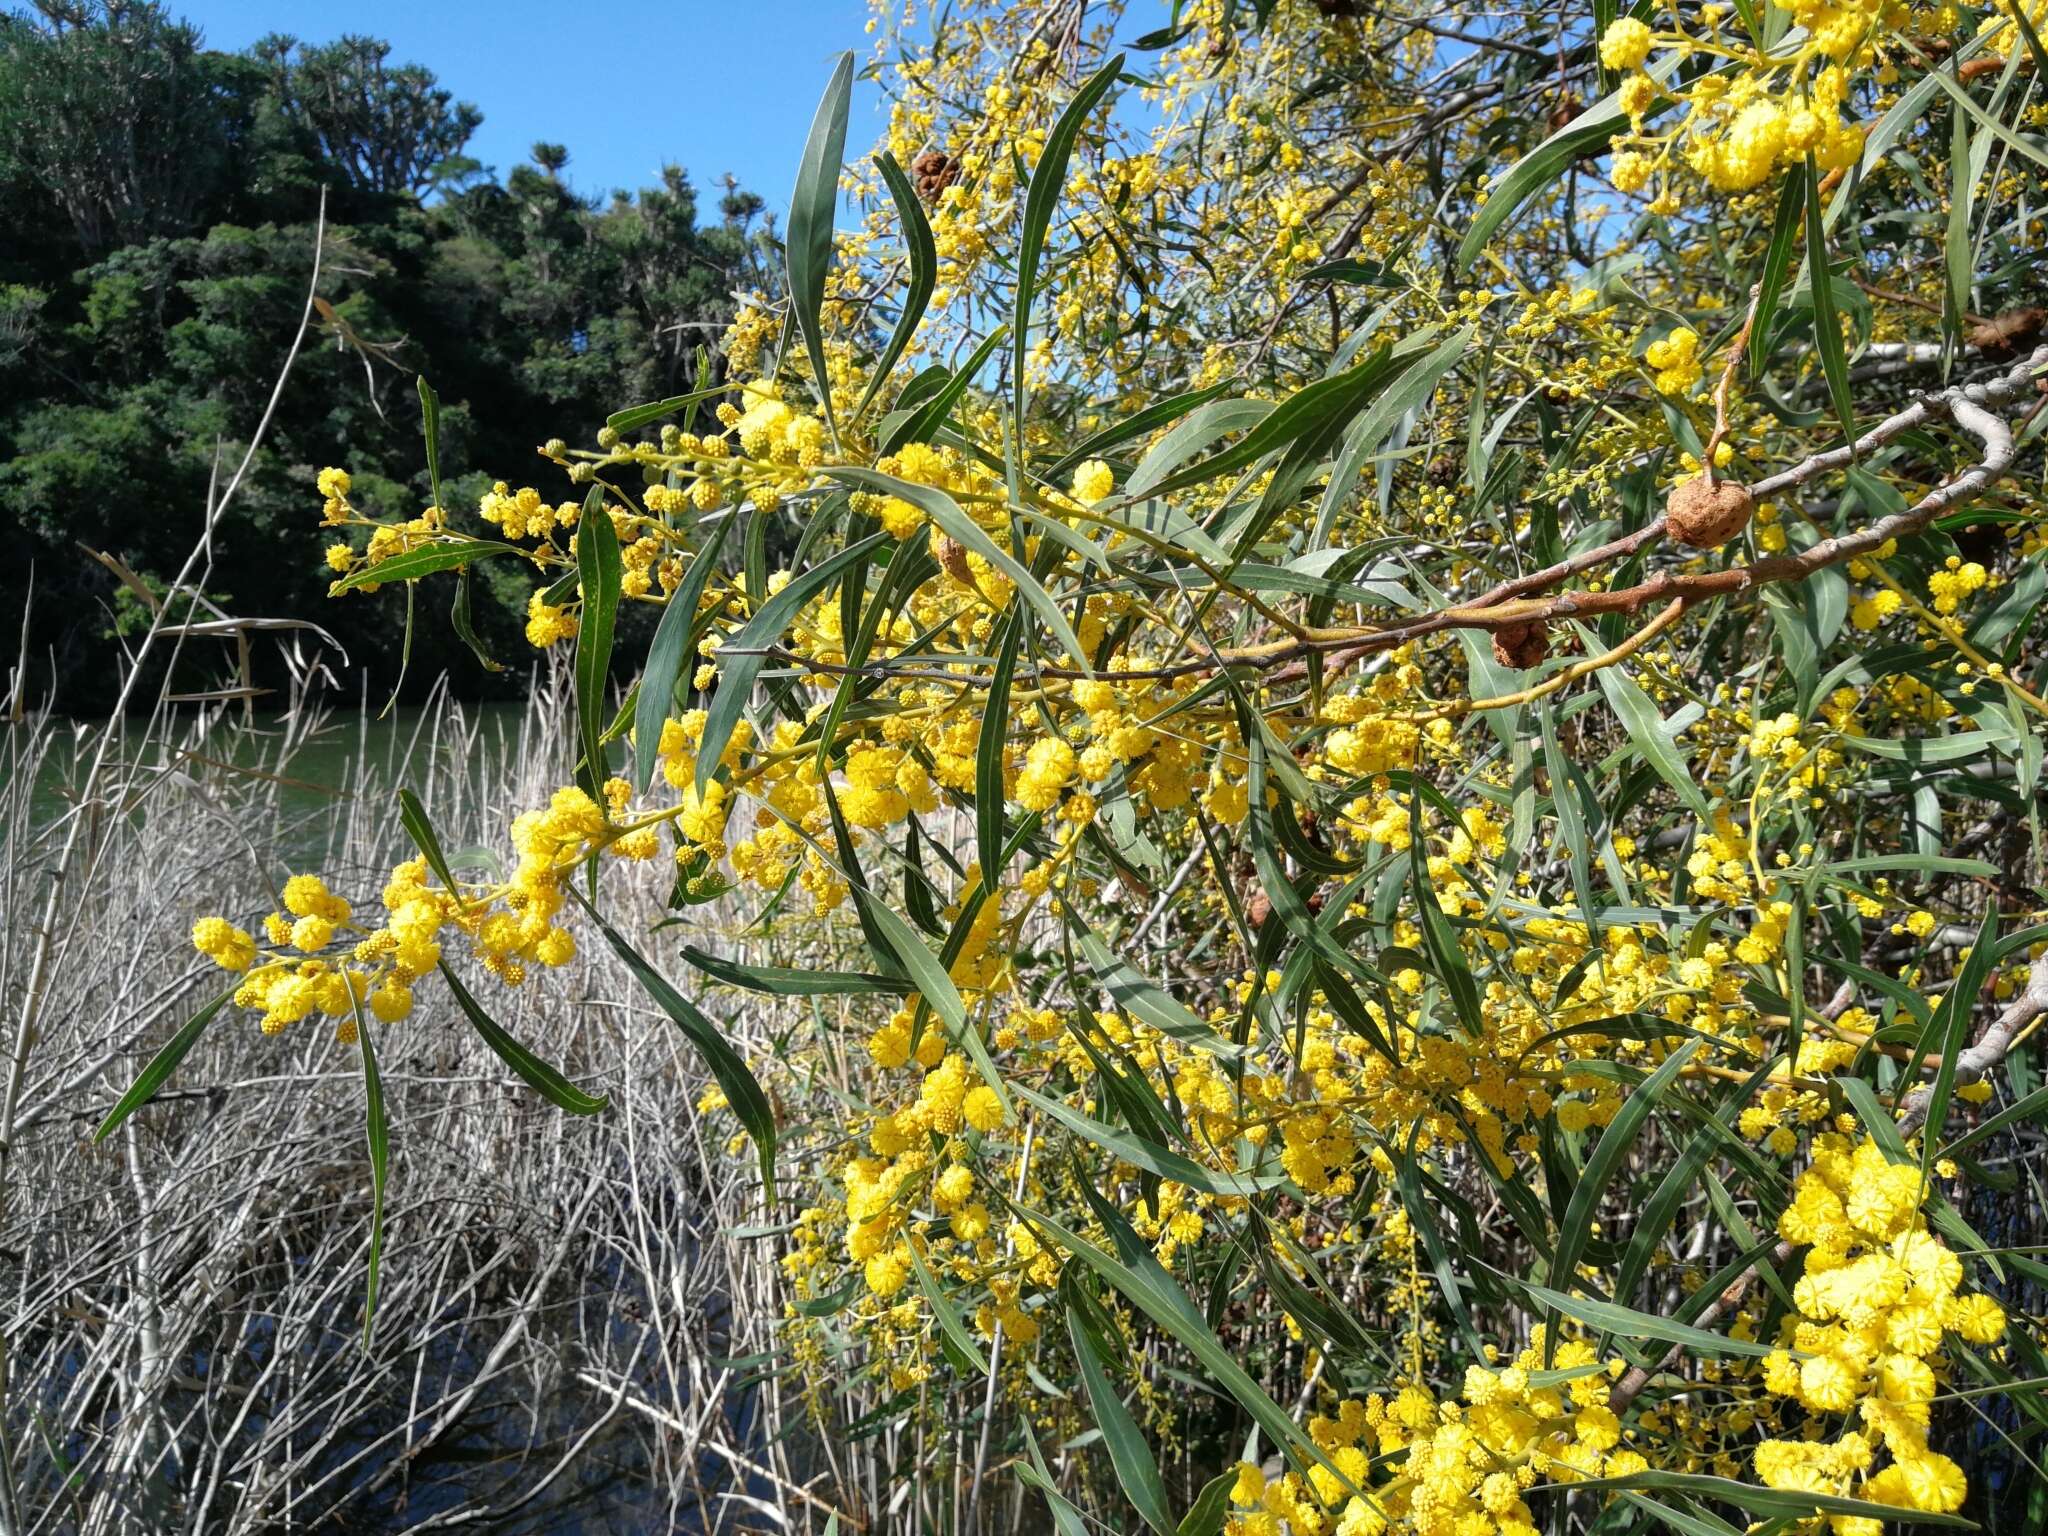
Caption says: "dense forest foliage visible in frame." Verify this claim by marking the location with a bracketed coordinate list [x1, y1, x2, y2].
[0, 0, 770, 712]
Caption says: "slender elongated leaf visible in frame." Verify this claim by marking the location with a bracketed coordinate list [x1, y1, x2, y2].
[908, 1240, 990, 1374]
[1621, 1491, 1748, 1536]
[1457, 56, 1678, 268]
[332, 541, 525, 591]
[1012, 54, 1127, 444]
[855, 151, 938, 421]
[1615, 1061, 1774, 1304]
[633, 514, 734, 792]
[1178, 1471, 1236, 1536]
[1020, 1191, 1333, 1477]
[1561, 1472, 1972, 1527]
[1924, 62, 2048, 174]
[1069, 1301, 1175, 1536]
[1042, 381, 1234, 483]
[678, 945, 902, 996]
[1012, 1082, 1279, 1196]
[1585, 637, 1711, 819]
[1312, 327, 1472, 544]
[357, 999, 388, 1348]
[1516, 1280, 1778, 1357]
[1750, 164, 1806, 372]
[812, 539, 936, 775]
[978, 611, 1022, 882]
[1397, 1131, 1487, 1356]
[1916, 903, 1998, 1164]
[606, 382, 729, 435]
[829, 468, 1090, 669]
[792, 1273, 860, 1317]
[1804, 158, 1855, 443]
[582, 899, 778, 1202]
[696, 531, 889, 794]
[856, 892, 1013, 1117]
[93, 987, 236, 1141]
[449, 565, 504, 673]
[395, 787, 468, 909]
[1137, 345, 1409, 503]
[1018, 1421, 1097, 1536]
[1409, 795, 1484, 1036]
[787, 51, 855, 439]
[878, 326, 1008, 455]
[438, 961, 608, 1113]
[1127, 399, 1275, 498]
[416, 377, 446, 520]
[1944, 92, 1971, 360]
[423, 378, 496, 677]
[1942, 1081, 2048, 1159]
[1081, 932, 1236, 1058]
[1547, 1039, 1699, 1314]
[575, 486, 621, 799]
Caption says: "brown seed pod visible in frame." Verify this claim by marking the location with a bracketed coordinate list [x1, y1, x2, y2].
[1666, 474, 1755, 549]
[929, 527, 975, 585]
[1966, 306, 2046, 360]
[1491, 620, 1552, 670]
[911, 150, 960, 204]
[1246, 889, 1273, 929]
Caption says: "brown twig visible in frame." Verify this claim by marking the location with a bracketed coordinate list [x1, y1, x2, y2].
[1853, 277, 1991, 329]
[1267, 342, 2044, 686]
[1393, 597, 1686, 721]
[1700, 287, 1761, 486]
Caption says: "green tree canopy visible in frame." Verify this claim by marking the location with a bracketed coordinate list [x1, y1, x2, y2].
[0, 0, 774, 712]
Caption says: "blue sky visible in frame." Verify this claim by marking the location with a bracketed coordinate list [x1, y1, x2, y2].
[180, 1, 885, 219]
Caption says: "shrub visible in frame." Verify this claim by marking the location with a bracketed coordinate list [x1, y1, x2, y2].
[113, 2, 2048, 1531]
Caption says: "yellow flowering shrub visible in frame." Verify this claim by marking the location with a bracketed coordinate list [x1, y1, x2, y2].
[107, 0, 2048, 1530]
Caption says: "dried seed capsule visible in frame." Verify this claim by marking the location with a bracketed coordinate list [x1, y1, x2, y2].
[928, 527, 975, 585]
[1491, 620, 1552, 669]
[1666, 474, 1755, 549]
[1965, 306, 2045, 360]
[912, 151, 960, 204]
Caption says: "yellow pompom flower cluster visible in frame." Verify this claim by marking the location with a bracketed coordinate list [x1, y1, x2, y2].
[1070, 457, 1115, 504]
[1755, 1135, 2005, 1522]
[188, 774, 621, 1040]
[1644, 327, 1702, 396]
[1225, 1334, 1629, 1536]
[839, 740, 935, 828]
[193, 873, 383, 1036]
[1600, 0, 1889, 199]
[316, 466, 351, 521]
[1015, 736, 1079, 811]
[190, 915, 256, 972]
[1849, 588, 1904, 631]
[1927, 557, 1989, 615]
[732, 380, 828, 470]
[479, 482, 579, 541]
[1740, 1034, 1861, 1154]
[1598, 17, 1652, 70]
[314, 469, 459, 586]
[861, 439, 1003, 542]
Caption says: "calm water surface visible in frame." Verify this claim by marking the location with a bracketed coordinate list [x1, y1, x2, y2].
[17, 701, 537, 863]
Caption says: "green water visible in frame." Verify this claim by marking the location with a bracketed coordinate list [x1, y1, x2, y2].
[17, 702, 537, 863]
